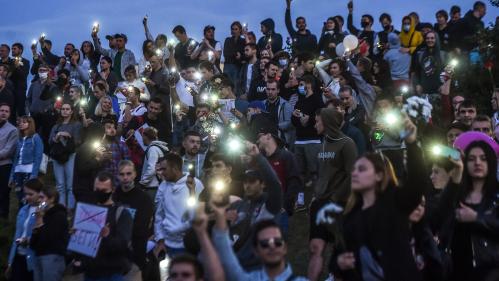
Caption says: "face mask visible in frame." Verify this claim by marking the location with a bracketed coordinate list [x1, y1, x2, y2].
[361, 21, 369, 28]
[298, 85, 306, 95]
[403, 24, 411, 32]
[38, 72, 48, 80]
[279, 59, 288, 67]
[94, 190, 112, 204]
[383, 25, 391, 31]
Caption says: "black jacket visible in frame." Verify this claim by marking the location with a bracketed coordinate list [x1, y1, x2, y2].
[317, 31, 345, 59]
[82, 204, 133, 278]
[451, 10, 485, 52]
[291, 92, 324, 141]
[223, 36, 246, 66]
[248, 77, 267, 102]
[238, 61, 260, 96]
[285, 9, 318, 56]
[30, 204, 69, 256]
[114, 186, 154, 269]
[333, 143, 427, 281]
[257, 18, 283, 53]
[347, 13, 375, 55]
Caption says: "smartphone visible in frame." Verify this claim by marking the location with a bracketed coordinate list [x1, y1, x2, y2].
[431, 144, 461, 161]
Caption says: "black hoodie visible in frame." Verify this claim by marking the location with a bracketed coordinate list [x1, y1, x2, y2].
[315, 107, 357, 204]
[285, 9, 318, 56]
[257, 18, 283, 53]
[30, 203, 69, 256]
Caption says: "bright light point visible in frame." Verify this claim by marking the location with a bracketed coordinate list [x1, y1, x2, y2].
[345, 48, 350, 52]
[207, 51, 214, 58]
[243, 23, 247, 27]
[127, 86, 134, 92]
[40, 33, 46, 38]
[186, 196, 197, 208]
[92, 141, 101, 149]
[450, 59, 458, 67]
[401, 86, 409, 94]
[141, 77, 147, 82]
[210, 95, 218, 102]
[155, 49, 162, 56]
[213, 127, 221, 135]
[32, 39, 37, 45]
[384, 113, 398, 125]
[315, 60, 320, 65]
[174, 104, 180, 111]
[93, 22, 99, 27]
[194, 71, 202, 80]
[291, 67, 295, 72]
[230, 122, 237, 129]
[190, 40, 196, 46]
[168, 39, 175, 45]
[268, 38, 272, 42]
[56, 96, 62, 101]
[80, 100, 87, 106]
[170, 67, 176, 73]
[228, 138, 242, 152]
[188, 164, 194, 170]
[214, 181, 225, 192]
[432, 145, 442, 155]
[201, 94, 208, 101]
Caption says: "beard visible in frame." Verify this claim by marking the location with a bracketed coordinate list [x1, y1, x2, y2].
[264, 259, 283, 269]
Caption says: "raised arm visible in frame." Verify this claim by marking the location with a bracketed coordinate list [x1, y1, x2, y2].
[347, 1, 360, 36]
[315, 59, 333, 85]
[250, 145, 282, 215]
[285, 0, 297, 38]
[346, 60, 375, 116]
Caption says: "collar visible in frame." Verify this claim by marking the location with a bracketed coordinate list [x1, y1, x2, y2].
[258, 264, 295, 281]
[169, 174, 189, 193]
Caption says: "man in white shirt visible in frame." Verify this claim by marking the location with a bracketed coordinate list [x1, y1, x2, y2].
[154, 153, 204, 257]
[239, 43, 258, 97]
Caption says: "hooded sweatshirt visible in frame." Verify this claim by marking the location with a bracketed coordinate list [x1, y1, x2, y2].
[257, 19, 283, 53]
[384, 33, 411, 80]
[140, 140, 169, 188]
[315, 108, 357, 204]
[285, 9, 318, 56]
[399, 16, 423, 54]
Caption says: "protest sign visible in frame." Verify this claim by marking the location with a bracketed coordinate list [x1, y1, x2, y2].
[67, 202, 108, 257]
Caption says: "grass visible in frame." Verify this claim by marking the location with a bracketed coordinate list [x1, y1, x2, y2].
[0, 169, 321, 280]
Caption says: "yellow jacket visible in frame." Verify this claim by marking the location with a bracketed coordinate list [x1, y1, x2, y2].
[399, 16, 423, 54]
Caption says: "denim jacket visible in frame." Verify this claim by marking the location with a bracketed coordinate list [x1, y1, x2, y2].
[9, 134, 44, 181]
[8, 205, 37, 271]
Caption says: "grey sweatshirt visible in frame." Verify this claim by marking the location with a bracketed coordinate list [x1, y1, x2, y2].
[0, 121, 18, 166]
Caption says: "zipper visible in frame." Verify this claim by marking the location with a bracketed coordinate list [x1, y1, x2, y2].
[471, 237, 477, 268]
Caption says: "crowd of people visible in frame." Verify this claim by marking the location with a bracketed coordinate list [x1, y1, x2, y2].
[0, 0, 499, 280]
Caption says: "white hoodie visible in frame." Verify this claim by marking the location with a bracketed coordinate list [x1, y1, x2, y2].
[154, 174, 204, 248]
[140, 141, 169, 188]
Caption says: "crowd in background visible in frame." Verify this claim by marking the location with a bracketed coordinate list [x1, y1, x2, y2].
[0, 0, 499, 280]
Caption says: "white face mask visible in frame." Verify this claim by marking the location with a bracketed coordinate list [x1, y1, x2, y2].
[403, 24, 411, 32]
[279, 59, 288, 66]
[38, 72, 48, 80]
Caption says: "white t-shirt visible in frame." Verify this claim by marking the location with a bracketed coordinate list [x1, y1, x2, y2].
[245, 63, 254, 94]
[176, 77, 197, 107]
[118, 103, 147, 123]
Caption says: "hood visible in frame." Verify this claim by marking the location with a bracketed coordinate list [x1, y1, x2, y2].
[401, 16, 416, 34]
[151, 140, 169, 151]
[320, 107, 344, 139]
[261, 18, 276, 33]
[388, 33, 401, 48]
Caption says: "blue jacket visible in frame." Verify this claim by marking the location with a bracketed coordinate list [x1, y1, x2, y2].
[10, 134, 44, 181]
[8, 205, 37, 271]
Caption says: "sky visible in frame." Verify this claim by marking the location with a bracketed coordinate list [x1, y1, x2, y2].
[0, 0, 496, 59]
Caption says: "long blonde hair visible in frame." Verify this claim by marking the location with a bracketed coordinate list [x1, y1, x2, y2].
[344, 152, 399, 214]
[94, 96, 115, 117]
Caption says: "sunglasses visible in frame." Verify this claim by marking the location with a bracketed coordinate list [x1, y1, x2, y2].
[168, 271, 193, 279]
[258, 237, 284, 249]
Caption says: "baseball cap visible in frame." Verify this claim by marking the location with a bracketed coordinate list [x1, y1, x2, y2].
[105, 35, 114, 40]
[204, 25, 216, 33]
[243, 170, 263, 181]
[257, 123, 285, 147]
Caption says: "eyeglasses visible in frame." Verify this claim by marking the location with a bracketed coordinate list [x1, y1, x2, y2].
[168, 271, 193, 279]
[258, 237, 284, 249]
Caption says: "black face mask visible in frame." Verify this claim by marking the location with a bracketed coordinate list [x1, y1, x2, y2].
[361, 21, 369, 28]
[383, 25, 391, 31]
[94, 190, 112, 204]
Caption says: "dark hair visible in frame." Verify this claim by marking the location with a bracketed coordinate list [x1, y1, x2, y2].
[12, 43, 23, 52]
[80, 41, 95, 57]
[103, 118, 117, 128]
[65, 43, 76, 50]
[297, 52, 315, 64]
[334, 15, 344, 25]
[450, 5, 461, 15]
[41, 185, 59, 205]
[142, 39, 154, 57]
[448, 121, 469, 133]
[198, 61, 214, 72]
[473, 114, 492, 124]
[163, 153, 183, 171]
[339, 85, 353, 95]
[244, 43, 257, 50]
[57, 101, 77, 124]
[474, 1, 486, 10]
[231, 21, 242, 30]
[299, 74, 316, 89]
[183, 130, 201, 140]
[462, 141, 498, 201]
[57, 68, 70, 78]
[101, 56, 113, 67]
[436, 10, 449, 21]
[124, 65, 136, 75]
[402, 15, 412, 24]
[0, 103, 11, 110]
[0, 44, 10, 52]
[149, 97, 164, 110]
[209, 153, 232, 167]
[0, 64, 11, 75]
[361, 14, 374, 24]
[172, 25, 186, 34]
[95, 171, 115, 187]
[168, 254, 204, 279]
[458, 99, 477, 110]
[296, 16, 306, 23]
[71, 49, 81, 64]
[24, 178, 43, 193]
[265, 60, 279, 70]
[251, 219, 283, 247]
[379, 13, 392, 23]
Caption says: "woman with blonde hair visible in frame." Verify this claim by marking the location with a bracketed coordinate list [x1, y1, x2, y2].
[8, 116, 44, 206]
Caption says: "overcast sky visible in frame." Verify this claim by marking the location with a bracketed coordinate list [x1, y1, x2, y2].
[0, 0, 496, 58]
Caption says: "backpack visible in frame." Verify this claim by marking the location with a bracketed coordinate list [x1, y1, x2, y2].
[49, 125, 76, 163]
[145, 144, 169, 183]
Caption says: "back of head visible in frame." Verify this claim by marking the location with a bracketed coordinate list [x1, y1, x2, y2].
[388, 33, 401, 48]
[319, 107, 344, 138]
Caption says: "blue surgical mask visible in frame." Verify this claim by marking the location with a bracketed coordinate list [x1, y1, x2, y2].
[279, 59, 288, 67]
[298, 85, 306, 95]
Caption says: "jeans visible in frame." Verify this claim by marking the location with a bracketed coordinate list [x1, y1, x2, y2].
[0, 164, 12, 218]
[33, 254, 65, 281]
[84, 274, 123, 281]
[223, 64, 240, 95]
[53, 153, 76, 209]
[14, 172, 31, 209]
